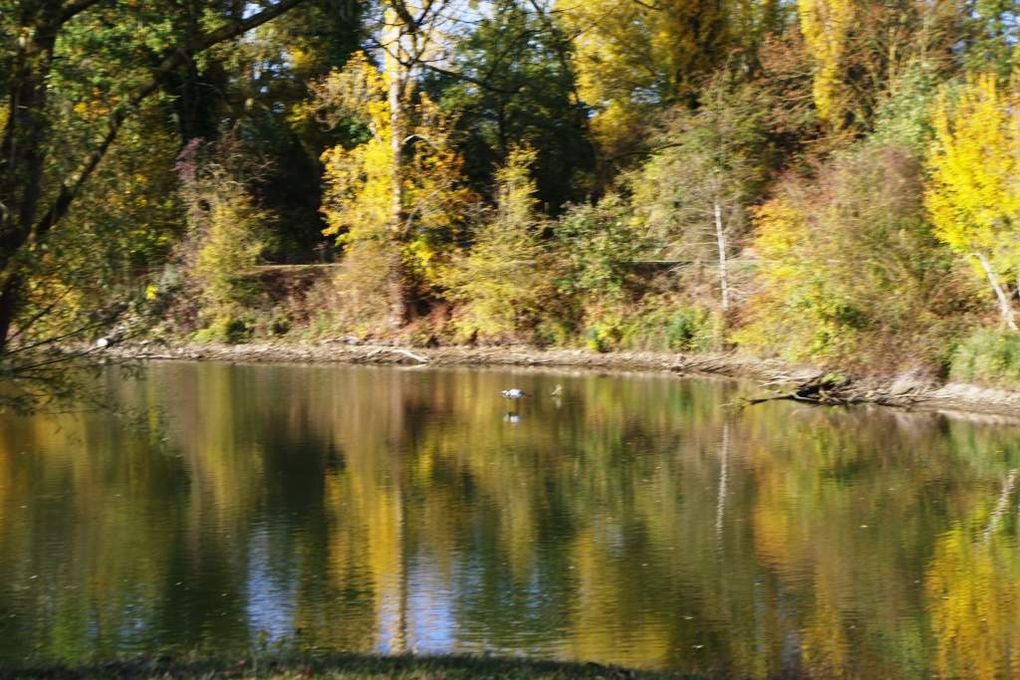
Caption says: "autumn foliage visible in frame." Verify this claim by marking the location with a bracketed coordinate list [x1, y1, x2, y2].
[4, 0, 1020, 388]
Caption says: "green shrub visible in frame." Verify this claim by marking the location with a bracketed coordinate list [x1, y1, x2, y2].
[950, 329, 1020, 388]
[554, 196, 643, 304]
[577, 298, 718, 353]
[443, 148, 558, 342]
[533, 317, 575, 348]
[629, 301, 718, 353]
[176, 135, 271, 330]
[583, 316, 624, 353]
[194, 315, 252, 344]
[663, 307, 717, 352]
[269, 316, 291, 336]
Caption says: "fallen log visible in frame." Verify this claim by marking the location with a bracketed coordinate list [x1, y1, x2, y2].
[738, 374, 926, 409]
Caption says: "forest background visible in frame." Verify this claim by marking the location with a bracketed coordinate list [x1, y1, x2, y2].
[2, 0, 1020, 409]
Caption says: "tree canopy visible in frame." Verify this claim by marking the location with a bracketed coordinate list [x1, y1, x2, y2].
[4, 0, 1020, 408]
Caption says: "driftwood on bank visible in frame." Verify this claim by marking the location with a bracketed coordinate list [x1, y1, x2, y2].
[740, 374, 928, 409]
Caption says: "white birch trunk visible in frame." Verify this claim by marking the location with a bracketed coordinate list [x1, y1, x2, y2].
[714, 200, 730, 313]
[976, 252, 1018, 331]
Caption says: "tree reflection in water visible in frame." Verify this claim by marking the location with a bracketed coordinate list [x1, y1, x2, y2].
[0, 362, 1018, 678]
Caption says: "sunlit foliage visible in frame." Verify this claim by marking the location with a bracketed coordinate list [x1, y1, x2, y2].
[556, 0, 732, 156]
[797, 0, 855, 124]
[315, 51, 477, 331]
[176, 135, 272, 341]
[739, 143, 971, 372]
[442, 147, 554, 341]
[925, 73, 1020, 330]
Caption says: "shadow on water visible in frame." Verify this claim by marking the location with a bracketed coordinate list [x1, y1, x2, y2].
[1, 651, 719, 679]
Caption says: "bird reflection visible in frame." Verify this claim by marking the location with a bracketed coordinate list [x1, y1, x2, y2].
[502, 387, 526, 423]
[551, 383, 563, 408]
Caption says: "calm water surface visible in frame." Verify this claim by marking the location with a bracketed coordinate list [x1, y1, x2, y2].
[1, 362, 1020, 677]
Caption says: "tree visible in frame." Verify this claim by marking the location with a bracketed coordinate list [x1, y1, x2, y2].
[631, 80, 768, 318]
[314, 50, 477, 330]
[442, 147, 554, 341]
[741, 143, 971, 372]
[207, 0, 367, 261]
[797, 0, 962, 131]
[0, 0, 314, 363]
[925, 74, 1020, 331]
[175, 134, 272, 340]
[432, 0, 595, 213]
[797, 0, 855, 125]
[964, 0, 1020, 77]
[555, 0, 734, 158]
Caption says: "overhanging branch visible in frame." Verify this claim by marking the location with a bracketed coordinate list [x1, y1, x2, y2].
[32, 0, 312, 239]
[59, 0, 109, 24]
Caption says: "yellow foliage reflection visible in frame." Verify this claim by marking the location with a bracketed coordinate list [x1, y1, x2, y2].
[2, 364, 1020, 677]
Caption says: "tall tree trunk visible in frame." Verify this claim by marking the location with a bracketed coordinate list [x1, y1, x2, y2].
[713, 199, 730, 314]
[0, 275, 22, 355]
[384, 6, 410, 328]
[0, 1, 62, 355]
[976, 251, 1018, 331]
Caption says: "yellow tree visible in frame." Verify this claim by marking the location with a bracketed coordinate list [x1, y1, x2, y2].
[797, 0, 855, 125]
[441, 147, 555, 341]
[556, 0, 731, 156]
[797, 0, 962, 131]
[925, 74, 1020, 331]
[313, 51, 476, 331]
[315, 53, 394, 246]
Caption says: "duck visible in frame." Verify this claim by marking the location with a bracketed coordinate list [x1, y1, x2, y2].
[501, 388, 528, 400]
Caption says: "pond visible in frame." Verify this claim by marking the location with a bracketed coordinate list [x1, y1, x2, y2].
[1, 361, 1019, 677]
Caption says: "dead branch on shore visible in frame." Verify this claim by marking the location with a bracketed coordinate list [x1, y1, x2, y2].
[359, 347, 430, 364]
[737, 374, 928, 410]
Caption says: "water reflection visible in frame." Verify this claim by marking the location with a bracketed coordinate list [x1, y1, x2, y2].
[0, 362, 1019, 677]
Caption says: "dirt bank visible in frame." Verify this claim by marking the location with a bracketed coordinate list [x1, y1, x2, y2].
[107, 341, 1020, 420]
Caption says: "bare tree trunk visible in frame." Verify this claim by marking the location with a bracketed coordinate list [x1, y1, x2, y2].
[0, 1, 63, 356]
[976, 252, 1017, 331]
[714, 200, 730, 313]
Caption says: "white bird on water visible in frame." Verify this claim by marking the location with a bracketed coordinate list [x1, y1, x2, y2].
[501, 388, 527, 400]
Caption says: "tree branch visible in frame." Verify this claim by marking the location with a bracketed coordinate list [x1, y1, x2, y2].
[366, 34, 522, 95]
[59, 0, 109, 24]
[33, 0, 312, 238]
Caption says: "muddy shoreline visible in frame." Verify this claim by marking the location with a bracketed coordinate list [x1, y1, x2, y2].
[107, 341, 1020, 421]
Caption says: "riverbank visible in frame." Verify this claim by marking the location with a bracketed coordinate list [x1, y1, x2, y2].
[105, 341, 1020, 420]
[1, 653, 704, 679]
